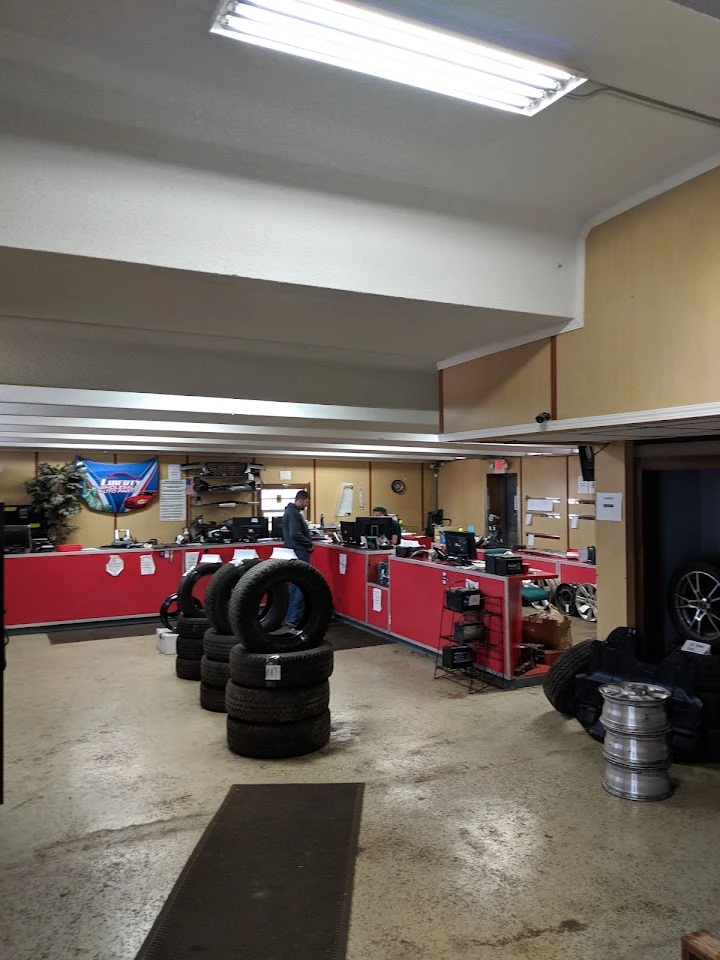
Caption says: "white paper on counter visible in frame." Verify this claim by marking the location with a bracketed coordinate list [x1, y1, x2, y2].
[106, 554, 124, 577]
[372, 587, 382, 612]
[140, 554, 156, 576]
[184, 551, 201, 573]
[339, 553, 347, 575]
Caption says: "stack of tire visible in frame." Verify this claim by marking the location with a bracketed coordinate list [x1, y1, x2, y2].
[173, 561, 222, 681]
[207, 557, 335, 758]
[197, 559, 280, 714]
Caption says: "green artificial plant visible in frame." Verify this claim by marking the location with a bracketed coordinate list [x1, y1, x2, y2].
[25, 461, 84, 545]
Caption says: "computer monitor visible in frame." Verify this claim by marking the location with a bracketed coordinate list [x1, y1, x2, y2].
[229, 517, 269, 542]
[271, 516, 284, 540]
[355, 516, 392, 542]
[340, 521, 358, 545]
[4, 524, 33, 554]
[444, 530, 477, 562]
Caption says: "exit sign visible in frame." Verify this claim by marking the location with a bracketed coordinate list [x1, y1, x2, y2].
[490, 459, 509, 473]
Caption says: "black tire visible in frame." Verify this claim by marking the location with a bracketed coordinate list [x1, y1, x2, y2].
[201, 656, 230, 688]
[555, 583, 577, 617]
[226, 710, 331, 759]
[176, 656, 201, 681]
[176, 636, 204, 660]
[668, 560, 720, 649]
[204, 561, 288, 635]
[229, 642, 334, 689]
[228, 559, 333, 653]
[203, 629, 239, 663]
[543, 640, 595, 715]
[200, 682, 228, 713]
[160, 593, 185, 631]
[225, 680, 330, 723]
[177, 561, 223, 617]
[176, 615, 210, 640]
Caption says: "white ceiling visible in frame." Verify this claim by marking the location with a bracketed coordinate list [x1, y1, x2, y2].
[0, 247, 562, 372]
[0, 0, 719, 233]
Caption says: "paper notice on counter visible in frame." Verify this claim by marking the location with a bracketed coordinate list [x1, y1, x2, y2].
[527, 534, 535, 547]
[140, 554, 156, 576]
[372, 587, 382, 612]
[167, 463, 182, 481]
[160, 479, 187, 522]
[106, 554, 124, 577]
[184, 551, 201, 573]
[339, 553, 348, 575]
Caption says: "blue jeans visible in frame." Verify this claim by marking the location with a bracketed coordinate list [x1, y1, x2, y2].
[286, 547, 310, 625]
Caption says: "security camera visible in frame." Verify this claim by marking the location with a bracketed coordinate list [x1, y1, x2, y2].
[535, 412, 552, 424]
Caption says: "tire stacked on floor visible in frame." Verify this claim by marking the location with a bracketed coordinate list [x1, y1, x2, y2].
[225, 559, 335, 758]
[198, 559, 287, 712]
[173, 560, 221, 681]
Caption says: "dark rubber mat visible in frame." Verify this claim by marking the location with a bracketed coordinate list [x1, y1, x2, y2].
[48, 621, 157, 644]
[326, 620, 392, 651]
[135, 782, 365, 960]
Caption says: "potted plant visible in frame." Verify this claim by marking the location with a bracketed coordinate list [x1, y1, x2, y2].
[25, 462, 84, 545]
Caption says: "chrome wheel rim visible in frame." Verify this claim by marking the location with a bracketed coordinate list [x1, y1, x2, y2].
[674, 570, 720, 641]
[575, 583, 597, 622]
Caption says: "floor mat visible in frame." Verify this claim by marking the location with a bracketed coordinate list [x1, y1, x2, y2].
[48, 621, 157, 644]
[135, 782, 364, 960]
[327, 620, 392, 651]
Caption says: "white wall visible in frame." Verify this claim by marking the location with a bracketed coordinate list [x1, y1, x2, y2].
[0, 134, 578, 318]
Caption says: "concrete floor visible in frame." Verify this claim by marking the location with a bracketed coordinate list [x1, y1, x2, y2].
[2, 633, 720, 960]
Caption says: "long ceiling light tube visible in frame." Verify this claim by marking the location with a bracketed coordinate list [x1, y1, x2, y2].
[211, 0, 586, 115]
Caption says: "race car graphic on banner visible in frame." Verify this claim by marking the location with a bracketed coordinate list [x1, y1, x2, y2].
[76, 457, 159, 513]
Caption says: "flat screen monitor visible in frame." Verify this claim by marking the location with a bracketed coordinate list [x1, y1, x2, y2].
[229, 516, 269, 542]
[340, 521, 358, 545]
[271, 516, 284, 540]
[355, 516, 392, 542]
[579, 445, 595, 483]
[4, 524, 33, 554]
[444, 530, 477, 561]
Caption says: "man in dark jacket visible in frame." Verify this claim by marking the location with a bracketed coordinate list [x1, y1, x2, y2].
[282, 490, 312, 627]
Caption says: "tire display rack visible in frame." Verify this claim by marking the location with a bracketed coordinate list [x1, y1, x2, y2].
[434, 595, 503, 693]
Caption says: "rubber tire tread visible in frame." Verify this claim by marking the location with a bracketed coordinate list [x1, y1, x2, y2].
[542, 639, 594, 715]
[176, 636, 204, 660]
[225, 680, 329, 723]
[228, 559, 333, 653]
[200, 682, 228, 713]
[176, 615, 210, 640]
[226, 710, 331, 759]
[229, 642, 334, 689]
[176, 656, 201, 681]
[177, 561, 223, 617]
[204, 561, 288, 635]
[201, 656, 230, 688]
[204, 561, 260, 634]
[668, 560, 720, 650]
[203, 629, 239, 663]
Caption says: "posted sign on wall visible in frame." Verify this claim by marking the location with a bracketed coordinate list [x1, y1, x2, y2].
[76, 457, 159, 514]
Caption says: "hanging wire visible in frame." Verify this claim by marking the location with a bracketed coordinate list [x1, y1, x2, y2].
[568, 83, 720, 129]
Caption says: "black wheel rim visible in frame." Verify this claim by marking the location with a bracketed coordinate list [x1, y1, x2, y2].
[556, 584, 575, 615]
[674, 570, 720, 641]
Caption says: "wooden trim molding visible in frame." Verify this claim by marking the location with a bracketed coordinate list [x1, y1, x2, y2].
[438, 369, 444, 435]
[550, 335, 558, 421]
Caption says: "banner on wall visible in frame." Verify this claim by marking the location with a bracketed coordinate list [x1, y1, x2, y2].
[76, 457, 159, 514]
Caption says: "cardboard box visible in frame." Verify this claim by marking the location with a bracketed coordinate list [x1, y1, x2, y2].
[521, 607, 572, 650]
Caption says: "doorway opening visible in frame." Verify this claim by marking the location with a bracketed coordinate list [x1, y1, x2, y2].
[486, 473, 519, 547]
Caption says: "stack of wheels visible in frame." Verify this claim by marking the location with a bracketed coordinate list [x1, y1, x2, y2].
[225, 559, 335, 758]
[174, 560, 221, 681]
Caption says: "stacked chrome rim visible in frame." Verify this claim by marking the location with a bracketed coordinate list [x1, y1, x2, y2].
[600, 682, 673, 801]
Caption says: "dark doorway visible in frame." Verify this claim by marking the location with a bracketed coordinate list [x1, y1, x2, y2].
[637, 451, 720, 660]
[486, 474, 519, 547]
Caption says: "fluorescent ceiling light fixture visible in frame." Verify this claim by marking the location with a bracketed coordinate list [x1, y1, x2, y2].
[211, 0, 586, 114]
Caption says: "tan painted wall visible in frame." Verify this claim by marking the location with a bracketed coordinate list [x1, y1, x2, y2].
[0, 451, 428, 545]
[520, 456, 569, 551]
[595, 443, 634, 640]
[557, 166, 720, 418]
[443, 340, 552, 433]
